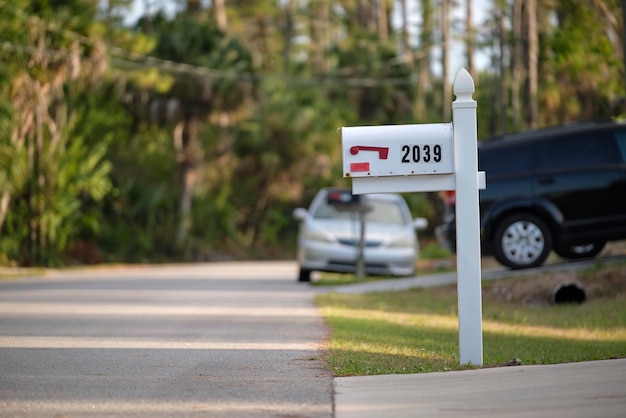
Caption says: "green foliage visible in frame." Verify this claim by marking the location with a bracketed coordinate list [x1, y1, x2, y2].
[152, 14, 255, 109]
[226, 80, 346, 252]
[327, 30, 416, 125]
[43, 133, 112, 248]
[0, 0, 116, 265]
[12, 119, 113, 266]
[420, 242, 452, 259]
[100, 122, 179, 262]
[0, 103, 27, 199]
[0, 1, 623, 265]
[541, 0, 622, 122]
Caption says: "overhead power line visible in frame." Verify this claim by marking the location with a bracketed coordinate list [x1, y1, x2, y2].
[0, 38, 417, 88]
[0, 0, 420, 88]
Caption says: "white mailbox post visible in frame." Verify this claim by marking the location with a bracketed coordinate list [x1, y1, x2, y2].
[340, 68, 485, 365]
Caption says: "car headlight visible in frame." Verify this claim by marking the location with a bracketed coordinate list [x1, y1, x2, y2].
[304, 228, 335, 243]
[388, 235, 415, 248]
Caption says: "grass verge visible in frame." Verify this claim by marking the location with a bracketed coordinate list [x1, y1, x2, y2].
[315, 262, 626, 376]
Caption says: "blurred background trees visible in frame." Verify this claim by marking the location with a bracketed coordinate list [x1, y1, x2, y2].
[0, 0, 623, 266]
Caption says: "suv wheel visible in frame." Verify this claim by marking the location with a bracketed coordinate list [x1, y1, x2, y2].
[493, 213, 552, 269]
[298, 268, 311, 282]
[554, 241, 606, 260]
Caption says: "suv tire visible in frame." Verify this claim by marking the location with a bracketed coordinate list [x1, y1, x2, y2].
[493, 213, 553, 269]
[554, 241, 606, 260]
[298, 268, 311, 282]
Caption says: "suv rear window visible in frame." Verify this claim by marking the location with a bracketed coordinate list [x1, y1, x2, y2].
[479, 143, 532, 176]
[615, 128, 626, 163]
[535, 131, 617, 172]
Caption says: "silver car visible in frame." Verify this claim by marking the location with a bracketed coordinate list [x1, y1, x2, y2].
[293, 188, 427, 281]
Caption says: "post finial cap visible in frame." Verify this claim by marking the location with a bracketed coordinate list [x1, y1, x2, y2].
[454, 68, 474, 95]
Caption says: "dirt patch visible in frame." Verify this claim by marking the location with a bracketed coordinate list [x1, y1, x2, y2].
[482, 263, 626, 307]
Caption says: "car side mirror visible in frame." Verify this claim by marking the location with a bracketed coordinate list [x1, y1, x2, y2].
[413, 217, 428, 230]
[293, 208, 309, 221]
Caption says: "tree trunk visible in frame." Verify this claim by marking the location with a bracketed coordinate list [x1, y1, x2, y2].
[441, 0, 451, 121]
[497, 2, 507, 133]
[142, 0, 153, 33]
[310, 0, 329, 73]
[0, 192, 10, 233]
[416, 0, 433, 120]
[465, 0, 474, 76]
[400, 0, 411, 66]
[283, 0, 295, 72]
[366, 0, 377, 32]
[511, 0, 523, 130]
[525, 0, 538, 128]
[186, 0, 202, 14]
[176, 115, 203, 245]
[591, 0, 620, 58]
[214, 0, 227, 31]
[378, 0, 388, 41]
[623, 0, 626, 100]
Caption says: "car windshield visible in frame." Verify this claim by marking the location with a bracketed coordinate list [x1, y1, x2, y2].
[312, 198, 407, 225]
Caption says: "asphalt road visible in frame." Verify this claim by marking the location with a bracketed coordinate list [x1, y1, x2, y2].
[0, 262, 333, 417]
[1, 255, 624, 417]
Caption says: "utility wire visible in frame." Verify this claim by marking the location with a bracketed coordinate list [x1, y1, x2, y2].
[0, 1, 421, 87]
[0, 38, 417, 88]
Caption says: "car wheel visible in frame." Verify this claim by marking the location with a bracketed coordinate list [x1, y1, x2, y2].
[298, 268, 311, 282]
[493, 213, 552, 269]
[554, 241, 606, 260]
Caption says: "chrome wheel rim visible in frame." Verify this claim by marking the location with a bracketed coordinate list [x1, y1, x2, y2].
[501, 221, 545, 265]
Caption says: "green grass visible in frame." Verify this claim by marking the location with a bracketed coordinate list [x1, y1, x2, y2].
[315, 264, 626, 376]
[310, 272, 400, 287]
[0, 267, 46, 280]
[420, 241, 453, 259]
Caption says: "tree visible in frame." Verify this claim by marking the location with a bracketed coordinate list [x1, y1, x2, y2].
[100, 0, 133, 27]
[511, 0, 523, 131]
[416, 0, 434, 120]
[223, 0, 283, 71]
[309, 0, 330, 73]
[0, 0, 113, 265]
[328, 30, 415, 124]
[213, 0, 227, 30]
[399, 0, 412, 66]
[495, 0, 507, 134]
[440, 0, 451, 121]
[378, 0, 389, 41]
[228, 82, 343, 250]
[538, 0, 622, 123]
[1, 0, 621, 265]
[525, 0, 538, 128]
[0, 82, 27, 241]
[150, 14, 254, 245]
[465, 0, 474, 76]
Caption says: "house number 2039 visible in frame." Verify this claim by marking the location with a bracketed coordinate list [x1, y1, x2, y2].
[401, 144, 443, 163]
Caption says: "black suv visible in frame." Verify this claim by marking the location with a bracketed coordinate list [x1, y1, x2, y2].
[436, 120, 626, 269]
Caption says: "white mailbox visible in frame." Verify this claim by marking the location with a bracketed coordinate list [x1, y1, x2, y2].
[338, 69, 485, 366]
[341, 123, 454, 178]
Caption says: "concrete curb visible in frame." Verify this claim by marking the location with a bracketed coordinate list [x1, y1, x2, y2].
[334, 358, 626, 417]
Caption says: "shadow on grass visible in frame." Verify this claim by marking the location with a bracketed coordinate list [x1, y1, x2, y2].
[321, 303, 626, 376]
[324, 315, 461, 376]
[483, 331, 626, 366]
